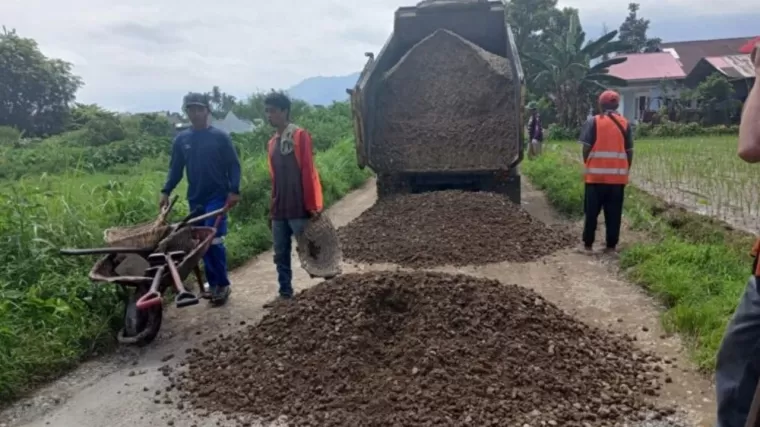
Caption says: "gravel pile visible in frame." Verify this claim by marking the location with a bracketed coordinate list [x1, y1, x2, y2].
[338, 190, 575, 267]
[372, 29, 520, 173]
[169, 271, 675, 427]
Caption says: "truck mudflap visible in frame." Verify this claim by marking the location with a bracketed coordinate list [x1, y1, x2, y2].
[349, 88, 366, 169]
[348, 52, 376, 170]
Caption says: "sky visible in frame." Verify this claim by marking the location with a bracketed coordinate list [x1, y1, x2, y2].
[1, 0, 758, 112]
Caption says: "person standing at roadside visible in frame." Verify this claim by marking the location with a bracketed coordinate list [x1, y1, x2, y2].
[264, 91, 323, 305]
[527, 102, 543, 159]
[715, 42, 760, 427]
[160, 92, 241, 306]
[578, 90, 633, 254]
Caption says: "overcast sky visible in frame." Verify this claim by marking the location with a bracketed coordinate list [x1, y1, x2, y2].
[2, 0, 757, 112]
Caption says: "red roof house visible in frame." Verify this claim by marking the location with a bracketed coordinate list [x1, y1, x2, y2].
[604, 36, 756, 123]
[606, 52, 686, 82]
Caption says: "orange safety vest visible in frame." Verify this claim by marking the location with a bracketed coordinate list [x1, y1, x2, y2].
[584, 113, 630, 185]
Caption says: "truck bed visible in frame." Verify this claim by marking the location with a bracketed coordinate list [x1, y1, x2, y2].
[350, 0, 525, 175]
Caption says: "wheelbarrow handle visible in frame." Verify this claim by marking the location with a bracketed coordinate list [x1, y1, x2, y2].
[160, 195, 179, 216]
[60, 247, 154, 256]
[177, 207, 228, 228]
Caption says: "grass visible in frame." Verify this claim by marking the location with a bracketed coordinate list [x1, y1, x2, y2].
[0, 113, 371, 401]
[522, 140, 752, 371]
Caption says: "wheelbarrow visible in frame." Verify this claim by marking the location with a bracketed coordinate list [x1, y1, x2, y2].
[60, 208, 226, 345]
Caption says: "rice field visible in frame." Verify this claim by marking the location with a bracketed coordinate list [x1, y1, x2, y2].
[561, 136, 760, 233]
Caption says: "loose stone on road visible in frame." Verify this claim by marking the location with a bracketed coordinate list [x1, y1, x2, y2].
[0, 179, 716, 427]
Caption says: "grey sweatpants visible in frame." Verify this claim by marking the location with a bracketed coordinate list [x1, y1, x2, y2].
[716, 276, 760, 427]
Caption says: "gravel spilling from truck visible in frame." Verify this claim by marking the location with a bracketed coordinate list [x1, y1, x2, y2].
[371, 29, 520, 172]
[337, 190, 575, 267]
[168, 271, 676, 427]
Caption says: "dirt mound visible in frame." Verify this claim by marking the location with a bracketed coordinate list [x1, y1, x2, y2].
[338, 190, 575, 267]
[170, 271, 673, 426]
[372, 29, 520, 173]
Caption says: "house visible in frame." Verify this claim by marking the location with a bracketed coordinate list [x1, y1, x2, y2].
[604, 52, 686, 122]
[210, 111, 256, 134]
[684, 55, 755, 101]
[174, 111, 256, 135]
[606, 36, 756, 123]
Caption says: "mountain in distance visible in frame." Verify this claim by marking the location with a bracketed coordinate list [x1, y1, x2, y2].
[287, 72, 360, 106]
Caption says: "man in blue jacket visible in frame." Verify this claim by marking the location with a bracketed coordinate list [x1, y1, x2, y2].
[160, 93, 241, 306]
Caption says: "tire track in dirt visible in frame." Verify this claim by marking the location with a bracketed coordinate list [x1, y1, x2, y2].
[0, 178, 715, 427]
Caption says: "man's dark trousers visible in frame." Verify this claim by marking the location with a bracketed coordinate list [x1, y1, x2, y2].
[582, 183, 625, 248]
[715, 276, 760, 427]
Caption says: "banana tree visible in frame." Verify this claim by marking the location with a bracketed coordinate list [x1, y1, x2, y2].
[525, 10, 630, 127]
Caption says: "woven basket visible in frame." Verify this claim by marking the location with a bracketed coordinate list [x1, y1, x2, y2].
[103, 202, 174, 246]
[296, 214, 342, 278]
[104, 225, 173, 249]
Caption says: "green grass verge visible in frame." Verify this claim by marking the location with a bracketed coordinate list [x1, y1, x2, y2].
[522, 146, 750, 371]
[0, 136, 371, 402]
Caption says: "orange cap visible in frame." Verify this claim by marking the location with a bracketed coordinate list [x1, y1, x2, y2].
[599, 90, 620, 105]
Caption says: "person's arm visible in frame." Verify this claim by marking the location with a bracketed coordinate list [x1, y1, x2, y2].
[625, 123, 634, 168]
[162, 137, 185, 195]
[578, 117, 596, 162]
[536, 117, 544, 142]
[220, 133, 241, 195]
[738, 49, 760, 162]
[528, 117, 536, 141]
[297, 130, 323, 213]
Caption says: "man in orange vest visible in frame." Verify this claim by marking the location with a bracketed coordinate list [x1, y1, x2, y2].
[263, 91, 324, 306]
[578, 90, 633, 254]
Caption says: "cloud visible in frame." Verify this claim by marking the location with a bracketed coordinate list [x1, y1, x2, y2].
[1, 0, 757, 111]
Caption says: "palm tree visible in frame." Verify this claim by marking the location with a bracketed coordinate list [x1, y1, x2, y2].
[526, 10, 630, 127]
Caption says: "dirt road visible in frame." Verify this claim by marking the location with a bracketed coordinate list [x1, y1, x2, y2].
[0, 178, 716, 427]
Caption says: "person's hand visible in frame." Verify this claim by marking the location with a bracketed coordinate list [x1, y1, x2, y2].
[159, 193, 170, 209]
[309, 210, 321, 218]
[225, 193, 240, 209]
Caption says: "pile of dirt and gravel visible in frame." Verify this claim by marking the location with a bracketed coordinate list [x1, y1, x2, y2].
[371, 29, 520, 172]
[168, 271, 675, 427]
[337, 190, 575, 267]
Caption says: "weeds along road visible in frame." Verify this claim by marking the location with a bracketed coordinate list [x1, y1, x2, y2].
[0, 178, 716, 427]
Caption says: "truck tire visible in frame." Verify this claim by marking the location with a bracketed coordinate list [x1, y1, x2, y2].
[376, 174, 410, 199]
[481, 172, 521, 204]
[501, 174, 521, 205]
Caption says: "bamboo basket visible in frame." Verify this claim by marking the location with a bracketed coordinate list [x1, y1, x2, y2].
[103, 198, 176, 246]
[296, 214, 343, 278]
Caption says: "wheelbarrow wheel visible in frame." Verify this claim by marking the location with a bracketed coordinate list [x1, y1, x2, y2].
[120, 286, 162, 346]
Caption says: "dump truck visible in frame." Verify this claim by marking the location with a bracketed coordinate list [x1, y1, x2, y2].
[348, 0, 525, 203]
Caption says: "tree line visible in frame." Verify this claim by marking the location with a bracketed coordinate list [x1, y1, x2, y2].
[0, 2, 729, 138]
[507, 1, 661, 127]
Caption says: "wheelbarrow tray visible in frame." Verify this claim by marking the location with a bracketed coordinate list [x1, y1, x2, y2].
[88, 226, 216, 287]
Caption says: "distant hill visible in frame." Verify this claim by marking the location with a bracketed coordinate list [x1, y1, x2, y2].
[288, 72, 360, 106]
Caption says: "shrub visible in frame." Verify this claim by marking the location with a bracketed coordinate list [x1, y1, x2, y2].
[634, 121, 739, 139]
[0, 126, 22, 147]
[545, 125, 579, 141]
[544, 121, 740, 141]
